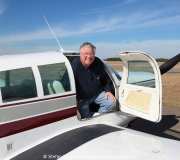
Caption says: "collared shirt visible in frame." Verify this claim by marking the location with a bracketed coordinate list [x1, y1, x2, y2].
[71, 57, 110, 101]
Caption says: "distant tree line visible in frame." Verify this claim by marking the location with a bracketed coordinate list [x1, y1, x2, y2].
[104, 57, 121, 61]
[156, 58, 169, 62]
[104, 57, 169, 62]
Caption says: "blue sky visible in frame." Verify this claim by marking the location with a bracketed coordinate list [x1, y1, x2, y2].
[0, 0, 180, 59]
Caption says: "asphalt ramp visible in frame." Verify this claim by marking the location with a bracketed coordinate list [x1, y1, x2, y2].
[130, 107, 180, 141]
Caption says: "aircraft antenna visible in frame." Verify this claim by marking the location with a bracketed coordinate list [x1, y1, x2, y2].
[43, 15, 64, 51]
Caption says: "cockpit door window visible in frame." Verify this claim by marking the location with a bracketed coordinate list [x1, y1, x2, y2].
[128, 61, 155, 88]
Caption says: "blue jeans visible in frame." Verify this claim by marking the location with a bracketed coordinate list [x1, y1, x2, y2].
[78, 89, 116, 119]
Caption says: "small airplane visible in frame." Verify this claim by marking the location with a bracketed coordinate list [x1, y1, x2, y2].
[1, 15, 180, 159]
[0, 46, 180, 159]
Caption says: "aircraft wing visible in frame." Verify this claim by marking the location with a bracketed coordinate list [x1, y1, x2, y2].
[11, 124, 180, 160]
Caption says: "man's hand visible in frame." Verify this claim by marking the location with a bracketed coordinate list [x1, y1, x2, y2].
[105, 92, 116, 102]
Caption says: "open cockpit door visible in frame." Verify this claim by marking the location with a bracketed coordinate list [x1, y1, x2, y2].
[118, 51, 162, 122]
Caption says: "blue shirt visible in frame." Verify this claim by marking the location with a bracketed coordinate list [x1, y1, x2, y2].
[71, 57, 110, 100]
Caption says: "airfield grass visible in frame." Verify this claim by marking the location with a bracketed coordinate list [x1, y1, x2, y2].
[106, 61, 180, 110]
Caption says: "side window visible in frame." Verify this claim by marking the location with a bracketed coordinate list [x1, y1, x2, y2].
[38, 63, 71, 96]
[0, 67, 37, 103]
[127, 61, 155, 88]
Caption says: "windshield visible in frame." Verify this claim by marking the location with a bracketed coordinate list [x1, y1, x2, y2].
[108, 66, 122, 80]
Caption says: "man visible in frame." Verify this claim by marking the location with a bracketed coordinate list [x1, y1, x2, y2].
[71, 42, 116, 119]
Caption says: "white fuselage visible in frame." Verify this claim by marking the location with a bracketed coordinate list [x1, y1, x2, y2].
[0, 51, 135, 159]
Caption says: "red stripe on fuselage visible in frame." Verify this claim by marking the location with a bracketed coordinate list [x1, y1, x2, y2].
[0, 107, 77, 138]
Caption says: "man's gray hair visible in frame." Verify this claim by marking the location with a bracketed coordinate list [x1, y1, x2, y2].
[80, 42, 96, 53]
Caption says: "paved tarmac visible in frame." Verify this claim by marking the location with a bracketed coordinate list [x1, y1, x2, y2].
[130, 107, 180, 141]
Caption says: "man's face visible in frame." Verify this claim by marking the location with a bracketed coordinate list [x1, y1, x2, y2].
[80, 46, 95, 68]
